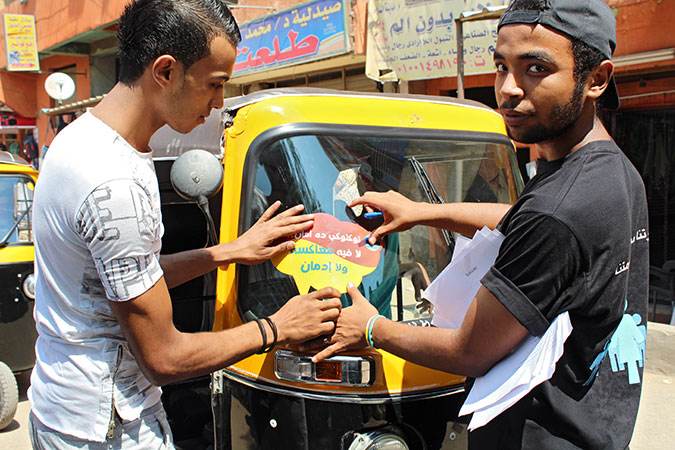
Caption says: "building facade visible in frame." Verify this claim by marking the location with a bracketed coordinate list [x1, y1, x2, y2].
[0, 0, 672, 266]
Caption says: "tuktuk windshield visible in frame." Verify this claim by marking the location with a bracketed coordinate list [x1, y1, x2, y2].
[0, 174, 34, 246]
[238, 129, 522, 322]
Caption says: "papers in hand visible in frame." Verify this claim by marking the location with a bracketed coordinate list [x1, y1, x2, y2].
[422, 226, 574, 430]
[459, 312, 573, 430]
[422, 226, 504, 328]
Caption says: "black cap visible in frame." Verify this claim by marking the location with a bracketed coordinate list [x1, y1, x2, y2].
[498, 0, 619, 110]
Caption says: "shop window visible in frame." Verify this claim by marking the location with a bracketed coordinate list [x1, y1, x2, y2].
[607, 109, 675, 267]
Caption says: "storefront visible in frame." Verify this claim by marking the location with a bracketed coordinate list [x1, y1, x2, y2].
[0, 0, 124, 155]
[0, 111, 37, 164]
[607, 47, 675, 268]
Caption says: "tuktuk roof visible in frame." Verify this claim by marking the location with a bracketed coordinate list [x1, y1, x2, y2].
[0, 151, 32, 167]
[149, 88, 500, 160]
[221, 88, 495, 117]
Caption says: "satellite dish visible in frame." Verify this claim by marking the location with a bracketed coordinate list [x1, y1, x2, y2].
[44, 72, 75, 103]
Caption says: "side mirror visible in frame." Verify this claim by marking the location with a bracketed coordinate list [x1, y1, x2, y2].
[170, 149, 223, 204]
[170, 149, 223, 246]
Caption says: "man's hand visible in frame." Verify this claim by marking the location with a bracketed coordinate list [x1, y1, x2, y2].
[349, 191, 420, 244]
[271, 287, 343, 344]
[112, 282, 341, 386]
[217, 201, 314, 265]
[161, 201, 313, 288]
[400, 262, 433, 314]
[301, 283, 378, 362]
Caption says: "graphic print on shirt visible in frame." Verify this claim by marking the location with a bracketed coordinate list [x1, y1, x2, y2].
[96, 254, 158, 299]
[80, 258, 107, 296]
[586, 302, 646, 386]
[130, 181, 159, 241]
[76, 185, 121, 243]
[77, 181, 162, 300]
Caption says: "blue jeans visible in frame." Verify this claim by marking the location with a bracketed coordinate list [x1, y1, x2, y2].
[29, 402, 175, 449]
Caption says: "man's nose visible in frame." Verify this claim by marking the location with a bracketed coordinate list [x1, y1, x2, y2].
[211, 93, 224, 110]
[498, 72, 524, 100]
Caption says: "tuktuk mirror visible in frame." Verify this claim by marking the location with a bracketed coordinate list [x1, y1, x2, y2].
[170, 149, 223, 245]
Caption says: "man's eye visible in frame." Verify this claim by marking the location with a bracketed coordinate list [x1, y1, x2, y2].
[495, 62, 507, 72]
[527, 65, 547, 74]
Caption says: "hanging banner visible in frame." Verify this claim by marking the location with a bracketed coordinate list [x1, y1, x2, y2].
[233, 0, 349, 76]
[366, 0, 508, 81]
[3, 14, 40, 72]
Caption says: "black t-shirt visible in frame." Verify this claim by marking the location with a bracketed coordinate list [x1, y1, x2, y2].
[473, 140, 649, 449]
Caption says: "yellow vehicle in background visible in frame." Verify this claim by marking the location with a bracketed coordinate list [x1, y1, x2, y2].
[155, 88, 523, 449]
[0, 151, 37, 430]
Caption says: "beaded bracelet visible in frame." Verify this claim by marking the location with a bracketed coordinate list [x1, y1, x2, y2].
[365, 314, 384, 348]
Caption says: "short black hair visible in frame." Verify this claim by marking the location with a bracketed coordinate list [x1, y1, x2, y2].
[570, 38, 606, 97]
[117, 0, 241, 84]
[506, 0, 607, 100]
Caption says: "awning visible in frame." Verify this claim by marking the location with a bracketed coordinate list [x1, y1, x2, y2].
[0, 113, 35, 126]
[0, 126, 36, 134]
[40, 95, 105, 116]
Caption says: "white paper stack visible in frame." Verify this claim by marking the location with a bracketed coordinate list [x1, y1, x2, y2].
[422, 226, 505, 329]
[422, 226, 574, 430]
[459, 312, 573, 430]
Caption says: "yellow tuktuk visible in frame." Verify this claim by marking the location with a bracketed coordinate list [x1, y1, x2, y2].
[157, 88, 523, 449]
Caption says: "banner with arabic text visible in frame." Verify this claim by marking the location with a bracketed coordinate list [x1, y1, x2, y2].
[233, 0, 348, 77]
[366, 0, 508, 81]
[3, 14, 39, 71]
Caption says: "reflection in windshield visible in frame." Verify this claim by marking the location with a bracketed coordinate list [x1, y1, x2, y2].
[0, 175, 34, 245]
[239, 134, 521, 323]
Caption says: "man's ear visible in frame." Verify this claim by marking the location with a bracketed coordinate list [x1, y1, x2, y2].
[586, 60, 614, 101]
[151, 55, 180, 88]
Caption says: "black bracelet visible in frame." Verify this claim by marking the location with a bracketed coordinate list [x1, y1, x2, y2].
[261, 317, 278, 353]
[251, 317, 267, 354]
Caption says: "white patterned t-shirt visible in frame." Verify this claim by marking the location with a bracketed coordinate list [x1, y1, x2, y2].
[29, 111, 164, 442]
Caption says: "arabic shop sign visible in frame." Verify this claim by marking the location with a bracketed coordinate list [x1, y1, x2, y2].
[3, 14, 39, 71]
[366, 0, 508, 81]
[233, 0, 348, 76]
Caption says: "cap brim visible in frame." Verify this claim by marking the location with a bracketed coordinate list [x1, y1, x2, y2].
[600, 76, 620, 110]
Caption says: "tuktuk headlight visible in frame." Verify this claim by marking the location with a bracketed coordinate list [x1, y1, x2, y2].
[22, 273, 35, 300]
[348, 430, 409, 450]
[274, 350, 375, 386]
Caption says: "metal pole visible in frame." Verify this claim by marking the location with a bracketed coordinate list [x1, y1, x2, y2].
[454, 6, 507, 99]
[455, 19, 465, 99]
[399, 80, 409, 94]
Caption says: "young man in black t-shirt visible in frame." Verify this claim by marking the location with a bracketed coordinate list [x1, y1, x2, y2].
[307, 0, 648, 448]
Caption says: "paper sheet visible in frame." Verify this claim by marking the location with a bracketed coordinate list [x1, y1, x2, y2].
[422, 226, 573, 430]
[422, 227, 504, 328]
[459, 311, 573, 430]
[452, 234, 472, 259]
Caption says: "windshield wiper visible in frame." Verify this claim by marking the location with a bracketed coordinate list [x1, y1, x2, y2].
[0, 206, 32, 247]
[408, 156, 455, 251]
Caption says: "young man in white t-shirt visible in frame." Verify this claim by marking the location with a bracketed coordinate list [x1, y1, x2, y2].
[29, 1, 342, 448]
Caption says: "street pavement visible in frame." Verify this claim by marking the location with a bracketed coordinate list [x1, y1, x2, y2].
[0, 369, 31, 450]
[630, 322, 675, 450]
[2, 322, 674, 450]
